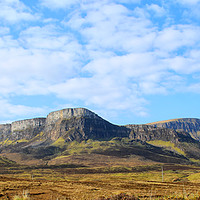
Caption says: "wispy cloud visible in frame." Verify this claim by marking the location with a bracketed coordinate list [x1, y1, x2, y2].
[176, 0, 200, 5]
[0, 0, 200, 122]
[0, 98, 46, 122]
[146, 4, 166, 17]
[40, 0, 80, 9]
[0, 0, 38, 23]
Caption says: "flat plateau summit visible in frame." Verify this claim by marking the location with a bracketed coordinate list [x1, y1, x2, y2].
[0, 107, 200, 165]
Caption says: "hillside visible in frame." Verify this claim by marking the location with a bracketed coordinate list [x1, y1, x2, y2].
[147, 118, 200, 140]
[0, 108, 200, 166]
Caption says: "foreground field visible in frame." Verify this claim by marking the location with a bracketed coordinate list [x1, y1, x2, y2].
[1, 164, 200, 199]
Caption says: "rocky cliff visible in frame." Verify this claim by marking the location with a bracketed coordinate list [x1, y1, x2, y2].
[0, 108, 200, 163]
[0, 108, 197, 145]
[0, 108, 199, 145]
[147, 118, 200, 140]
[126, 124, 193, 143]
[0, 108, 129, 145]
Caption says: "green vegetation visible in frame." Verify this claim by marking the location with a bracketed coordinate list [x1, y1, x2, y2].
[49, 138, 190, 165]
[56, 138, 144, 156]
[15, 139, 29, 143]
[51, 137, 66, 148]
[0, 138, 14, 146]
[66, 139, 116, 154]
[30, 131, 44, 141]
[147, 140, 186, 156]
[188, 172, 200, 182]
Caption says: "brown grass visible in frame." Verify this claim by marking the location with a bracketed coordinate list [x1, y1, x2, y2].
[0, 163, 200, 199]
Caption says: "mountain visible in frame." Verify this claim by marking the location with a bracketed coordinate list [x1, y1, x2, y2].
[147, 118, 200, 140]
[0, 108, 200, 165]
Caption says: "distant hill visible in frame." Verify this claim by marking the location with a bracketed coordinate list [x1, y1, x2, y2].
[0, 108, 200, 166]
[147, 118, 200, 140]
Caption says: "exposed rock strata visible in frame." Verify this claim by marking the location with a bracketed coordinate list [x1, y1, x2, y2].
[0, 124, 11, 141]
[0, 108, 198, 147]
[46, 108, 100, 124]
[11, 118, 46, 132]
[147, 118, 200, 140]
[127, 124, 194, 143]
[0, 108, 200, 163]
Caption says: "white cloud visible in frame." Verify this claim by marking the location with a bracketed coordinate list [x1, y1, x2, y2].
[0, 27, 10, 35]
[154, 25, 200, 52]
[49, 76, 148, 116]
[116, 0, 140, 3]
[48, 52, 168, 115]
[0, 24, 84, 97]
[0, 98, 46, 121]
[19, 25, 78, 51]
[0, 0, 200, 122]
[166, 55, 200, 74]
[55, 1, 200, 116]
[40, 0, 80, 9]
[66, 2, 154, 55]
[176, 0, 200, 5]
[0, 0, 38, 23]
[187, 83, 200, 93]
[146, 4, 166, 17]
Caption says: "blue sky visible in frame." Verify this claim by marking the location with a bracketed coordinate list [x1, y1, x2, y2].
[0, 0, 200, 125]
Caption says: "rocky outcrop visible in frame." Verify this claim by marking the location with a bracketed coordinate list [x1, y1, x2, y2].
[0, 108, 199, 148]
[46, 108, 100, 124]
[11, 118, 46, 132]
[0, 118, 46, 142]
[44, 108, 103, 141]
[45, 116, 129, 141]
[0, 124, 11, 141]
[147, 118, 200, 140]
[0, 108, 128, 143]
[126, 124, 193, 143]
[0, 108, 200, 163]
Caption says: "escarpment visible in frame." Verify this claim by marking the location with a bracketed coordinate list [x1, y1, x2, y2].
[0, 107, 199, 153]
[0, 108, 129, 145]
[126, 124, 194, 143]
[0, 107, 200, 164]
[43, 108, 129, 141]
[147, 118, 200, 140]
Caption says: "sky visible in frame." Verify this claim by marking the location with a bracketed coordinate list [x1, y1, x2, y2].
[0, 0, 200, 125]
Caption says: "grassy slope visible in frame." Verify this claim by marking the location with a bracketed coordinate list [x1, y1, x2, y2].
[0, 156, 16, 166]
[0, 134, 198, 166]
[48, 138, 189, 165]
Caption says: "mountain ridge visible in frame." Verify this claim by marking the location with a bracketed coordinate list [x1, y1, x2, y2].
[147, 118, 200, 140]
[0, 107, 200, 165]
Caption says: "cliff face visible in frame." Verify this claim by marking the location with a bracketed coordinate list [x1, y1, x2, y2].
[0, 118, 46, 142]
[0, 108, 199, 153]
[0, 124, 11, 141]
[44, 108, 105, 141]
[11, 118, 46, 132]
[45, 116, 129, 142]
[147, 118, 200, 140]
[0, 108, 200, 163]
[0, 108, 129, 145]
[46, 108, 100, 124]
[126, 124, 193, 143]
